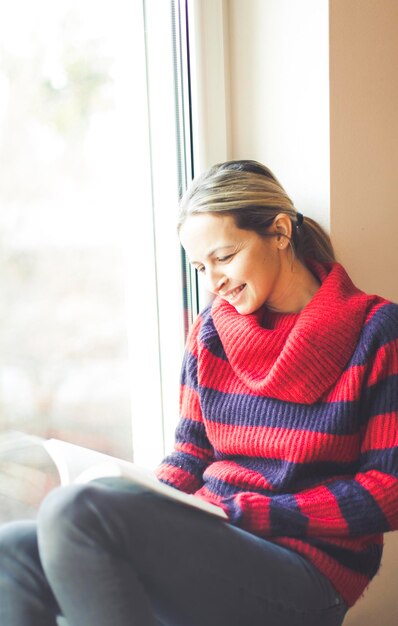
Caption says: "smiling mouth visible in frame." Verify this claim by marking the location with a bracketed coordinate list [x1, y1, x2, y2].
[223, 284, 246, 302]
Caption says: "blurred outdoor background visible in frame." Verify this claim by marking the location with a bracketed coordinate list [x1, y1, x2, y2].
[0, 0, 185, 522]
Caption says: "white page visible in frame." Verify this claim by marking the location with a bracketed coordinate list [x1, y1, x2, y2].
[43, 439, 228, 520]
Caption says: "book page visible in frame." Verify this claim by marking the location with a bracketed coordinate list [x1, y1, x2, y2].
[43, 439, 123, 485]
[43, 439, 228, 520]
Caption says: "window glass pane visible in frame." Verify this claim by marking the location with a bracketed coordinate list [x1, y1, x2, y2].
[0, 0, 136, 454]
[0, 0, 186, 520]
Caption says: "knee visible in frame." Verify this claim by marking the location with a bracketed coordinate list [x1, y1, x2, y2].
[37, 480, 162, 564]
[38, 483, 105, 544]
[37, 481, 137, 558]
[38, 483, 123, 582]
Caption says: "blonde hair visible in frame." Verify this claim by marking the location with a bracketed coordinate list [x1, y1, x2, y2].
[178, 160, 335, 264]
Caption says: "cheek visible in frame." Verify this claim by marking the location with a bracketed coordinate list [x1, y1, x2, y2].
[260, 246, 280, 276]
[250, 256, 278, 291]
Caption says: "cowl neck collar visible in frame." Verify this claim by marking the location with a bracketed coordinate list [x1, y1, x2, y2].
[210, 262, 373, 403]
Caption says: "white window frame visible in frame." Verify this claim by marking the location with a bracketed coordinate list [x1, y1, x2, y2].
[130, 0, 231, 465]
[186, 0, 231, 312]
[128, 0, 185, 466]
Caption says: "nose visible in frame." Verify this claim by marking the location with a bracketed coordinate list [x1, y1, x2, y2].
[205, 267, 227, 294]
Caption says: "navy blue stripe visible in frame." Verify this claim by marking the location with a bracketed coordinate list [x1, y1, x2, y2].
[287, 460, 359, 488]
[350, 302, 398, 366]
[223, 457, 359, 491]
[327, 481, 390, 535]
[200, 333, 228, 361]
[175, 419, 210, 451]
[199, 311, 228, 361]
[203, 474, 271, 498]
[360, 448, 398, 478]
[161, 452, 206, 482]
[221, 457, 294, 489]
[270, 495, 308, 535]
[305, 538, 382, 578]
[200, 386, 360, 434]
[180, 350, 198, 391]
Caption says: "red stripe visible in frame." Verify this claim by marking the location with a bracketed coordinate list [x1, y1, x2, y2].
[364, 299, 388, 324]
[180, 385, 202, 421]
[195, 487, 273, 533]
[357, 470, 398, 528]
[237, 492, 271, 533]
[199, 344, 370, 404]
[198, 348, 255, 394]
[155, 464, 200, 493]
[295, 485, 350, 534]
[323, 364, 366, 402]
[186, 314, 203, 357]
[205, 422, 359, 463]
[367, 338, 398, 386]
[203, 460, 274, 491]
[175, 441, 213, 462]
[361, 412, 398, 451]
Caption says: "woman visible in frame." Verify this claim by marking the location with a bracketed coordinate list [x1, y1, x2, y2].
[1, 159, 397, 625]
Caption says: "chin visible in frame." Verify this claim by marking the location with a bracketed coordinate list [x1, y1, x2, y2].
[234, 303, 254, 315]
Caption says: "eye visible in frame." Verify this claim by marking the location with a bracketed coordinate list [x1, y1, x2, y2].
[217, 253, 235, 263]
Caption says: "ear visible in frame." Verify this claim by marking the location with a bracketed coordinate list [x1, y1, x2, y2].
[273, 213, 293, 242]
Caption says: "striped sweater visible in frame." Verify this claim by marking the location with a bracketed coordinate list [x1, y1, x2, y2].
[156, 262, 398, 607]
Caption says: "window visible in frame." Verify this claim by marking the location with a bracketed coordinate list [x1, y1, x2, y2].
[0, 0, 191, 521]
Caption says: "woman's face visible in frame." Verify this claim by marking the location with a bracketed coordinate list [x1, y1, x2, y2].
[179, 213, 286, 315]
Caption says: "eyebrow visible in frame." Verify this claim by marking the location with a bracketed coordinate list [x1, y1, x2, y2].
[190, 245, 236, 265]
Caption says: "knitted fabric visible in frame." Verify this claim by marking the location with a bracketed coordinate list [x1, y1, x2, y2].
[156, 262, 398, 607]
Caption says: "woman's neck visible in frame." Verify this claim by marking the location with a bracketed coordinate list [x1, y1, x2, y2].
[265, 258, 321, 314]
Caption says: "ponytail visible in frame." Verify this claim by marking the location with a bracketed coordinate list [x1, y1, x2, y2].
[296, 216, 335, 264]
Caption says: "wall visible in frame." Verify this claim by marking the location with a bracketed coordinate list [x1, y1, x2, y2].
[224, 1, 398, 624]
[226, 0, 398, 301]
[329, 4, 398, 624]
[330, 0, 398, 301]
[227, 0, 330, 229]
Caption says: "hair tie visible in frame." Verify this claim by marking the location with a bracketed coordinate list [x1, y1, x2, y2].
[296, 212, 304, 227]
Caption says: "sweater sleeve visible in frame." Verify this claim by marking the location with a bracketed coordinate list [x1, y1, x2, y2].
[222, 334, 398, 538]
[155, 314, 215, 494]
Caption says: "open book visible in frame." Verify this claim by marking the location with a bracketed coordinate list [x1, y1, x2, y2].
[43, 438, 228, 520]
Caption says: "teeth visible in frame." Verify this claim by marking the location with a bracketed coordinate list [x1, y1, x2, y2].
[229, 285, 244, 299]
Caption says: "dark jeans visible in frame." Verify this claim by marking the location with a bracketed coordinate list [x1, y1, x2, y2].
[0, 478, 347, 626]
